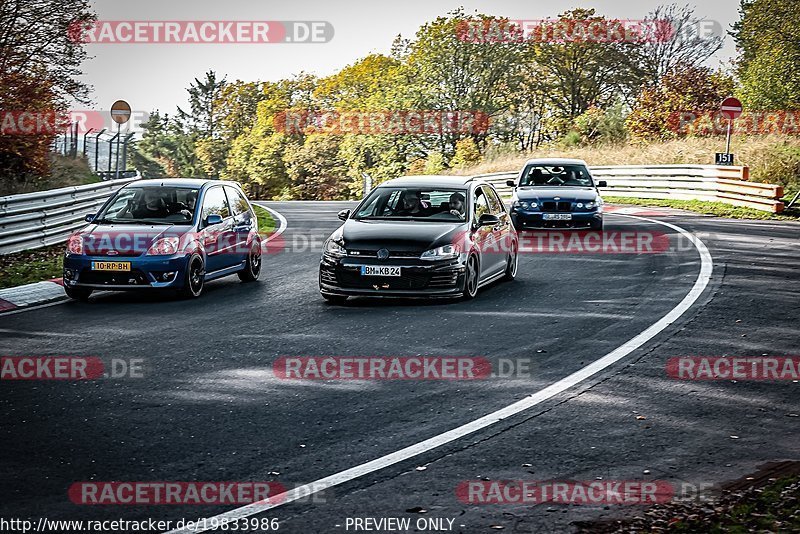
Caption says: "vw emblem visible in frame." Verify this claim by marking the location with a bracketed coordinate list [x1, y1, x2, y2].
[377, 248, 390, 260]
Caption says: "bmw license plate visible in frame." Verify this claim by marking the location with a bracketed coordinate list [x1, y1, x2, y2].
[91, 261, 131, 271]
[543, 213, 572, 221]
[361, 266, 401, 276]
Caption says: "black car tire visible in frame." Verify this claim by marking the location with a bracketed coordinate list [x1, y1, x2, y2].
[503, 241, 518, 281]
[178, 254, 205, 298]
[238, 241, 262, 282]
[462, 254, 479, 300]
[322, 294, 348, 305]
[64, 285, 92, 302]
[590, 218, 604, 231]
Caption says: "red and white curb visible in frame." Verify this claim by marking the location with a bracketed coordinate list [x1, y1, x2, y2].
[0, 278, 66, 314]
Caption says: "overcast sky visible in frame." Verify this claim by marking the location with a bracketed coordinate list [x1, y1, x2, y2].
[80, 0, 741, 115]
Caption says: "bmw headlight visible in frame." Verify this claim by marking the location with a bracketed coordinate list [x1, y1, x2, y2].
[576, 202, 584, 209]
[420, 244, 460, 261]
[528, 202, 538, 209]
[585, 200, 597, 209]
[323, 239, 347, 257]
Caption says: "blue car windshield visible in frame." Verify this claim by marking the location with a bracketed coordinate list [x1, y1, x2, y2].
[95, 187, 200, 225]
[520, 165, 594, 187]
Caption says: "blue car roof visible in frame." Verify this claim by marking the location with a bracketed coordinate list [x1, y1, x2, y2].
[124, 179, 241, 189]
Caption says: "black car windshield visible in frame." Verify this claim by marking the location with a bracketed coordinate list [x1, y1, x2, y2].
[95, 186, 200, 224]
[354, 187, 468, 222]
[519, 164, 594, 187]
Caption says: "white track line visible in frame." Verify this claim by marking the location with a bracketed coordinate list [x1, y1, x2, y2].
[165, 214, 713, 533]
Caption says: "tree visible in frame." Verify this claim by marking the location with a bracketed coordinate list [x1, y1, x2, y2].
[176, 71, 227, 137]
[450, 138, 482, 168]
[731, 0, 800, 110]
[626, 64, 733, 141]
[636, 4, 723, 85]
[404, 10, 529, 153]
[0, 0, 95, 105]
[530, 9, 645, 120]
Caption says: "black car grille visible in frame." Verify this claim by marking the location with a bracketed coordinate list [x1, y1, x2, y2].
[319, 265, 337, 285]
[335, 269, 430, 290]
[428, 272, 459, 288]
[348, 250, 420, 258]
[79, 269, 149, 286]
[541, 201, 572, 212]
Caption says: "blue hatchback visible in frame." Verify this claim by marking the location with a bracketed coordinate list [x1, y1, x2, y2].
[507, 158, 607, 230]
[63, 179, 262, 300]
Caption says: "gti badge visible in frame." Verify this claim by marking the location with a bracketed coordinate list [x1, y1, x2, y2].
[377, 248, 390, 260]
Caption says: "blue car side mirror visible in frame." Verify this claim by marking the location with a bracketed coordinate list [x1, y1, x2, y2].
[205, 214, 224, 226]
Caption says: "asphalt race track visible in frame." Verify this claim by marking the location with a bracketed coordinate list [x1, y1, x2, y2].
[1, 201, 797, 533]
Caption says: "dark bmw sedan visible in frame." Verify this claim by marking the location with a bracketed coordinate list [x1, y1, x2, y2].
[63, 179, 262, 300]
[319, 176, 518, 303]
[508, 158, 607, 230]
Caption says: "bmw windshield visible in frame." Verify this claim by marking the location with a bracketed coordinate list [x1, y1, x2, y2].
[520, 165, 594, 187]
[353, 187, 468, 222]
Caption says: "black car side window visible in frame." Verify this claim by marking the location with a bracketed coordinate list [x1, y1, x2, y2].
[484, 186, 505, 216]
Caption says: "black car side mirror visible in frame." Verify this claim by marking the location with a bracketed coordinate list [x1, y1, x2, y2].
[337, 209, 350, 221]
[85, 213, 95, 222]
[506, 180, 516, 187]
[597, 180, 608, 188]
[478, 213, 501, 226]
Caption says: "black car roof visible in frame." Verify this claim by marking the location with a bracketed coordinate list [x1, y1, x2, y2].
[378, 175, 483, 188]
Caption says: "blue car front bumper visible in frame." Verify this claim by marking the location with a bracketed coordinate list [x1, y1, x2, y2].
[63, 254, 191, 290]
[511, 209, 602, 229]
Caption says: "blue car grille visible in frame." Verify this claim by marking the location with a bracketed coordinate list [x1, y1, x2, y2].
[79, 269, 149, 286]
[541, 201, 572, 212]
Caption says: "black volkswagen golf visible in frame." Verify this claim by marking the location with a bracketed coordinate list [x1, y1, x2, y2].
[319, 176, 519, 303]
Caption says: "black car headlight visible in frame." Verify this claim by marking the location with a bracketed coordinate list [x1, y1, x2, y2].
[323, 239, 347, 257]
[420, 244, 460, 261]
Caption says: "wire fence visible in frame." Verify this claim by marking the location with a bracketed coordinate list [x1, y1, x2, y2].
[52, 122, 137, 180]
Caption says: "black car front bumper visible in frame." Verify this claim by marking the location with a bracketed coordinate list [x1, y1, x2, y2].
[319, 255, 467, 298]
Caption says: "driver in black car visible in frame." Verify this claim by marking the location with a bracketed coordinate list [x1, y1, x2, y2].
[395, 190, 425, 216]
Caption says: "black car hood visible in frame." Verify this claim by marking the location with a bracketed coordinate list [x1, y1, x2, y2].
[339, 220, 464, 252]
[515, 187, 598, 202]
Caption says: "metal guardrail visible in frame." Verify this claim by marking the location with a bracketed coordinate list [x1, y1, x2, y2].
[0, 178, 139, 254]
[475, 165, 785, 213]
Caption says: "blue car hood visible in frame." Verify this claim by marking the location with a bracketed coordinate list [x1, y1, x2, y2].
[515, 187, 598, 202]
[78, 223, 187, 255]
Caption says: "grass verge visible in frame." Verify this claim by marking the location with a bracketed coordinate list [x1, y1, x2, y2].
[576, 475, 800, 533]
[604, 196, 800, 220]
[252, 204, 277, 235]
[0, 244, 64, 290]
